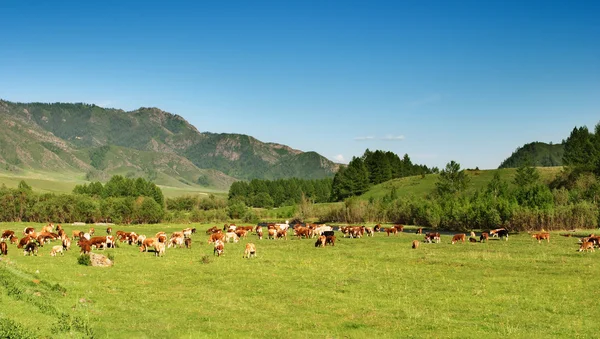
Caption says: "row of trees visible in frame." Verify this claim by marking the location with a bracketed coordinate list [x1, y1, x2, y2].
[332, 150, 434, 200]
[73, 175, 165, 207]
[228, 177, 332, 208]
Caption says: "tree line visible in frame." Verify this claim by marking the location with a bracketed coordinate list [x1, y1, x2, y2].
[228, 177, 332, 208]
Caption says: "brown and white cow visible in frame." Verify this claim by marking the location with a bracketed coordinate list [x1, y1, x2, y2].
[0, 241, 7, 255]
[213, 240, 224, 256]
[531, 233, 550, 243]
[23, 242, 38, 256]
[1, 230, 15, 241]
[140, 238, 156, 252]
[412, 240, 419, 249]
[315, 235, 326, 248]
[579, 241, 595, 252]
[480, 232, 489, 243]
[451, 234, 466, 244]
[325, 235, 336, 246]
[154, 241, 166, 257]
[243, 243, 256, 258]
[207, 232, 225, 244]
[256, 226, 263, 239]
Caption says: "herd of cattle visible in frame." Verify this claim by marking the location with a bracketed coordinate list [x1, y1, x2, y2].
[0, 221, 598, 259]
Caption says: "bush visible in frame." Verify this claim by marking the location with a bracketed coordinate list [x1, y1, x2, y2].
[78, 254, 91, 266]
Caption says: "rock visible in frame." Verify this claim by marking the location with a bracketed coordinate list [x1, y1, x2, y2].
[89, 253, 113, 267]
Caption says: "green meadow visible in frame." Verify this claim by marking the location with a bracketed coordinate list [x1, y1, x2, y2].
[1, 222, 599, 338]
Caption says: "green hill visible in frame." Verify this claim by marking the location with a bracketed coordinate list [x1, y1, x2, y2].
[499, 142, 564, 168]
[360, 167, 563, 200]
[0, 100, 338, 191]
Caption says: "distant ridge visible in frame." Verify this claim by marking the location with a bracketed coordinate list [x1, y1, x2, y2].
[0, 100, 338, 189]
[499, 141, 564, 169]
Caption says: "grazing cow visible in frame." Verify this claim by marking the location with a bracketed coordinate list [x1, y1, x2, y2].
[225, 232, 239, 243]
[36, 234, 53, 247]
[315, 235, 326, 248]
[23, 242, 38, 256]
[89, 227, 95, 236]
[88, 236, 109, 250]
[140, 238, 156, 252]
[17, 236, 34, 249]
[579, 241, 595, 252]
[55, 224, 62, 232]
[470, 231, 476, 238]
[322, 231, 335, 238]
[23, 227, 36, 236]
[62, 238, 71, 251]
[106, 227, 113, 235]
[363, 226, 374, 237]
[206, 226, 219, 234]
[77, 239, 92, 255]
[185, 238, 192, 249]
[416, 228, 423, 235]
[394, 224, 405, 232]
[469, 237, 477, 243]
[207, 233, 225, 244]
[274, 221, 290, 233]
[374, 224, 382, 232]
[1, 230, 15, 241]
[496, 229, 509, 240]
[424, 232, 441, 243]
[412, 240, 419, 249]
[58, 229, 66, 240]
[182, 228, 193, 238]
[276, 230, 287, 240]
[235, 229, 248, 239]
[256, 226, 263, 239]
[325, 235, 336, 246]
[243, 243, 256, 258]
[532, 233, 550, 243]
[41, 224, 54, 233]
[154, 242, 166, 257]
[136, 235, 147, 246]
[480, 232, 489, 243]
[72, 230, 84, 240]
[213, 240, 224, 256]
[10, 236, 18, 245]
[191, 228, 197, 234]
[0, 241, 7, 255]
[385, 227, 398, 237]
[267, 228, 276, 240]
[451, 234, 466, 244]
[169, 236, 185, 248]
[171, 231, 184, 239]
[294, 227, 311, 239]
[50, 245, 64, 256]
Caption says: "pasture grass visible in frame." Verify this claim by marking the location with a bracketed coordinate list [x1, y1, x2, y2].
[1, 222, 599, 338]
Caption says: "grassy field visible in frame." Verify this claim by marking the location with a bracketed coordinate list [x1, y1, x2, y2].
[0, 171, 226, 198]
[1, 221, 599, 338]
[361, 167, 563, 200]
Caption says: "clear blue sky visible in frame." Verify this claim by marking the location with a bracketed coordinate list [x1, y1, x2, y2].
[1, 0, 599, 169]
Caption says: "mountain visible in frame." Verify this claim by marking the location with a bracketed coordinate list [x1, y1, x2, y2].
[499, 142, 564, 169]
[0, 100, 338, 189]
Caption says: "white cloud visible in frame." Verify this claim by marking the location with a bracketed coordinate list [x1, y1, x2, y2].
[381, 135, 405, 141]
[354, 136, 375, 141]
[333, 154, 346, 163]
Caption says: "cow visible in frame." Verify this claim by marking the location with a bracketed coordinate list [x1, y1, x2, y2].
[394, 224, 404, 232]
[23, 242, 38, 256]
[0, 241, 7, 255]
[532, 233, 550, 244]
[276, 229, 287, 240]
[213, 240, 224, 256]
[363, 226, 374, 237]
[17, 236, 34, 249]
[207, 233, 225, 244]
[579, 241, 595, 252]
[243, 243, 257, 258]
[88, 236, 108, 250]
[225, 232, 239, 243]
[72, 230, 84, 240]
[77, 239, 92, 255]
[1, 230, 15, 241]
[206, 226, 219, 234]
[325, 235, 336, 246]
[315, 235, 326, 248]
[490, 228, 508, 240]
[275, 221, 290, 233]
[294, 227, 311, 239]
[89, 227, 95, 236]
[469, 237, 477, 243]
[62, 237, 71, 251]
[182, 228, 193, 238]
[185, 238, 192, 249]
[23, 227, 36, 236]
[235, 229, 248, 239]
[470, 231, 476, 238]
[58, 229, 66, 240]
[9, 236, 18, 245]
[154, 241, 166, 257]
[416, 228, 423, 235]
[322, 231, 335, 238]
[140, 238, 156, 252]
[267, 228, 276, 240]
[374, 224, 382, 232]
[169, 236, 185, 248]
[451, 234, 466, 244]
[256, 226, 263, 240]
[412, 240, 419, 249]
[50, 245, 64, 256]
[424, 232, 441, 243]
[385, 227, 398, 237]
[480, 232, 489, 243]
[41, 224, 54, 233]
[106, 227, 113, 235]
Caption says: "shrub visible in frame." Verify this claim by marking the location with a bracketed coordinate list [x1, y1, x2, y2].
[78, 254, 91, 266]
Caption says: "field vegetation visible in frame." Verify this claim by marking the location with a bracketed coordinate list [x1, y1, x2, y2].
[1, 222, 599, 338]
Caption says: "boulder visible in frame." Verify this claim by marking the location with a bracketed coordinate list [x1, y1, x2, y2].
[89, 253, 113, 267]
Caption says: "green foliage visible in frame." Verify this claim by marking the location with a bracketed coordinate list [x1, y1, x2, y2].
[196, 175, 210, 186]
[0, 318, 37, 339]
[228, 177, 332, 208]
[78, 254, 92, 266]
[227, 199, 249, 219]
[499, 142, 564, 168]
[513, 164, 541, 187]
[436, 161, 470, 196]
[89, 145, 111, 169]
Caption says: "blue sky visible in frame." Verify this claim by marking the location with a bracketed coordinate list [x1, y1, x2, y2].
[1, 0, 599, 169]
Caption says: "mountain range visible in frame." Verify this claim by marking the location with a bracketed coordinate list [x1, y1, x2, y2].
[0, 100, 338, 190]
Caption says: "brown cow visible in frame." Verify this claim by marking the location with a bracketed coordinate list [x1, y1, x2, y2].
[315, 235, 326, 248]
[17, 236, 34, 249]
[532, 233, 550, 244]
[72, 230, 84, 240]
[207, 232, 225, 244]
[294, 227, 311, 239]
[235, 229, 248, 239]
[0, 241, 7, 255]
[374, 224, 382, 232]
[140, 238, 156, 252]
[206, 226, 219, 234]
[276, 230, 287, 240]
[325, 235, 336, 246]
[41, 224, 54, 233]
[23, 227, 36, 235]
[451, 234, 466, 244]
[256, 226, 263, 240]
[469, 237, 477, 243]
[243, 243, 256, 258]
[10, 236, 18, 245]
[89, 227, 95, 236]
[106, 227, 113, 235]
[424, 232, 441, 243]
[185, 238, 192, 249]
[62, 237, 71, 251]
[1, 230, 15, 241]
[412, 240, 419, 249]
[267, 229, 276, 240]
[77, 239, 91, 255]
[394, 224, 404, 232]
[416, 228, 423, 235]
[154, 242, 166, 257]
[23, 242, 38, 256]
[579, 241, 595, 252]
[385, 227, 398, 237]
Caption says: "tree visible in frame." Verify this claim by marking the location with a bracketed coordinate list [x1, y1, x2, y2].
[436, 161, 470, 196]
[563, 126, 597, 168]
[513, 163, 540, 187]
